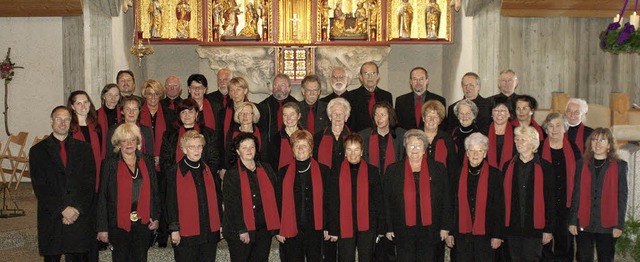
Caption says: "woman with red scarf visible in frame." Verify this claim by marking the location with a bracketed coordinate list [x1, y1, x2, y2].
[359, 101, 405, 175]
[276, 130, 332, 262]
[219, 77, 250, 174]
[540, 113, 581, 262]
[569, 128, 628, 262]
[96, 123, 160, 261]
[140, 79, 176, 170]
[267, 102, 302, 170]
[223, 133, 280, 261]
[445, 132, 504, 262]
[325, 133, 383, 262]
[105, 97, 154, 157]
[383, 129, 451, 261]
[68, 90, 102, 192]
[484, 96, 516, 170]
[451, 99, 482, 164]
[502, 126, 555, 262]
[166, 130, 223, 261]
[223, 102, 263, 167]
[97, 83, 121, 158]
[512, 95, 545, 142]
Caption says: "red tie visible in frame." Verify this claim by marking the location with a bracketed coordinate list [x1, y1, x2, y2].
[222, 95, 228, 109]
[60, 141, 67, 168]
[307, 105, 315, 134]
[368, 92, 376, 118]
[415, 95, 422, 127]
[277, 100, 284, 130]
[169, 99, 175, 110]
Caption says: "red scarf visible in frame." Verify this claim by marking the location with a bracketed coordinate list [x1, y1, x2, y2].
[458, 158, 490, 235]
[433, 138, 448, 168]
[201, 100, 216, 130]
[116, 157, 151, 232]
[488, 122, 514, 170]
[503, 158, 545, 229]
[232, 127, 262, 149]
[237, 162, 280, 231]
[176, 164, 220, 236]
[369, 130, 396, 172]
[578, 161, 619, 228]
[98, 107, 121, 158]
[280, 159, 323, 237]
[566, 123, 586, 152]
[140, 103, 167, 158]
[403, 156, 432, 226]
[175, 125, 200, 163]
[339, 160, 369, 238]
[541, 137, 577, 207]
[278, 137, 294, 169]
[73, 121, 102, 192]
[318, 127, 350, 169]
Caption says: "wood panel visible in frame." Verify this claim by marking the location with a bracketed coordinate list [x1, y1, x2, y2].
[501, 0, 625, 18]
[0, 0, 82, 17]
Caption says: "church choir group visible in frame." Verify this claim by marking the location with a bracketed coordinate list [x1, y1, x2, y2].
[29, 62, 627, 262]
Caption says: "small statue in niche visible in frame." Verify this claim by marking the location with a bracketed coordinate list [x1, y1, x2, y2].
[320, 0, 331, 40]
[238, 2, 259, 37]
[425, 0, 441, 40]
[330, 2, 346, 37]
[176, 0, 191, 39]
[257, 0, 269, 39]
[354, 2, 367, 34]
[148, 0, 162, 38]
[222, 0, 242, 36]
[397, 0, 413, 38]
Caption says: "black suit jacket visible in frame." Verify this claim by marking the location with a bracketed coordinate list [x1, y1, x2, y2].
[160, 96, 183, 114]
[395, 91, 446, 130]
[298, 100, 329, 136]
[346, 86, 393, 132]
[319, 91, 349, 104]
[30, 135, 96, 255]
[258, 95, 298, 144]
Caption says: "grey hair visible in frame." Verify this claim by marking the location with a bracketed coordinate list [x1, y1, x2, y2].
[565, 98, 589, 122]
[542, 112, 569, 132]
[464, 132, 489, 151]
[327, 97, 351, 118]
[403, 129, 429, 152]
[453, 99, 479, 118]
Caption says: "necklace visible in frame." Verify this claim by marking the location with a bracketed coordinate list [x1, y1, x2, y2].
[131, 168, 139, 179]
[184, 159, 201, 169]
[298, 162, 312, 173]
[593, 160, 606, 169]
[468, 168, 481, 176]
[459, 126, 474, 134]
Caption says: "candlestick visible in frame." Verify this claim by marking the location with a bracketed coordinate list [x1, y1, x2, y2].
[631, 12, 640, 29]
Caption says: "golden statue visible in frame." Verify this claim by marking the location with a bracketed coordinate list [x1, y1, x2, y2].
[176, 0, 191, 39]
[222, 0, 241, 36]
[330, 2, 346, 37]
[238, 2, 259, 37]
[354, 2, 367, 34]
[320, 0, 331, 27]
[397, 0, 413, 38]
[148, 0, 162, 38]
[425, 0, 441, 40]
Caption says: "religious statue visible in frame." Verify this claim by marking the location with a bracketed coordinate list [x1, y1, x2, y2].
[320, 0, 331, 27]
[222, 0, 241, 36]
[425, 0, 441, 40]
[397, 0, 413, 38]
[330, 2, 346, 37]
[257, 0, 269, 39]
[354, 2, 368, 34]
[176, 0, 191, 39]
[238, 2, 259, 37]
[148, 0, 162, 38]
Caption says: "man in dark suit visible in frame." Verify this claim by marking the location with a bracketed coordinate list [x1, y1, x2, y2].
[116, 69, 145, 105]
[206, 68, 233, 110]
[320, 67, 350, 103]
[160, 75, 183, 112]
[395, 66, 446, 130]
[446, 72, 491, 131]
[298, 75, 329, 135]
[30, 106, 97, 261]
[257, 73, 298, 144]
[346, 61, 393, 132]
[490, 69, 519, 107]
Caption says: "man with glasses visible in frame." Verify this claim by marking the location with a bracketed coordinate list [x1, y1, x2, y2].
[490, 69, 519, 107]
[446, 72, 491, 131]
[258, 73, 298, 143]
[116, 69, 145, 105]
[298, 75, 329, 135]
[346, 61, 393, 132]
[187, 74, 222, 131]
[320, 67, 351, 103]
[161, 75, 183, 112]
[395, 66, 446, 130]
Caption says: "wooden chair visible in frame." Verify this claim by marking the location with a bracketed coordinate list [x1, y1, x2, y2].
[11, 135, 48, 190]
[0, 132, 29, 188]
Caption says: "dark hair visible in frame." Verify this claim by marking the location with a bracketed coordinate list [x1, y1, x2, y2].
[230, 132, 261, 165]
[100, 83, 120, 107]
[67, 90, 100, 133]
[175, 98, 199, 127]
[344, 133, 364, 148]
[583, 127, 620, 161]
[50, 105, 71, 119]
[461, 72, 480, 86]
[187, 74, 208, 88]
[409, 66, 429, 79]
[515, 95, 538, 110]
[116, 70, 135, 83]
[490, 96, 513, 113]
[372, 101, 398, 129]
[301, 74, 321, 90]
[360, 61, 379, 74]
[120, 96, 142, 122]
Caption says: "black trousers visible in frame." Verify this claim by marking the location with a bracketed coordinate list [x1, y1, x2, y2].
[281, 228, 323, 262]
[109, 222, 153, 262]
[337, 229, 376, 262]
[226, 229, 272, 262]
[455, 234, 494, 262]
[173, 238, 218, 262]
[156, 170, 168, 247]
[394, 227, 437, 262]
[373, 237, 396, 262]
[506, 236, 542, 262]
[542, 206, 574, 262]
[43, 253, 88, 262]
[324, 239, 337, 262]
[575, 231, 617, 262]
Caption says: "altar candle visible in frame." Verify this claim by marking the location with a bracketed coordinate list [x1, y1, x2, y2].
[614, 14, 623, 23]
[631, 12, 640, 29]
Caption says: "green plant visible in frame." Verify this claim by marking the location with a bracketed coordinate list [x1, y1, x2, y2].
[616, 216, 640, 261]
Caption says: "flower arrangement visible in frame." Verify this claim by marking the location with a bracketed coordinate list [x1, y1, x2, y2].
[600, 22, 640, 53]
[1, 48, 23, 136]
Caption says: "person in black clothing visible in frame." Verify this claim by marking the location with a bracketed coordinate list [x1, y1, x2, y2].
[502, 126, 555, 262]
[187, 74, 221, 131]
[395, 66, 446, 131]
[105, 97, 154, 157]
[383, 129, 452, 261]
[450, 99, 482, 164]
[257, 73, 298, 144]
[346, 61, 393, 132]
[564, 98, 594, 153]
[489, 69, 518, 108]
[325, 133, 384, 262]
[206, 68, 232, 106]
[359, 101, 405, 175]
[298, 75, 329, 136]
[320, 67, 351, 103]
[96, 123, 160, 262]
[267, 102, 303, 170]
[166, 130, 223, 262]
[161, 75, 183, 112]
[446, 72, 491, 131]
[116, 69, 145, 105]
[97, 83, 122, 158]
[224, 133, 281, 261]
[276, 130, 332, 262]
[446, 132, 504, 262]
[314, 97, 352, 170]
[512, 95, 545, 143]
[218, 77, 250, 175]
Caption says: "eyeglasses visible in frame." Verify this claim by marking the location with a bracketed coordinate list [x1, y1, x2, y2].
[362, 71, 378, 77]
[411, 77, 426, 82]
[492, 109, 509, 115]
[186, 144, 204, 151]
[500, 79, 516, 83]
[304, 89, 320, 94]
[565, 110, 581, 116]
[123, 107, 139, 112]
[189, 86, 206, 90]
[331, 75, 346, 80]
[119, 138, 138, 145]
[408, 144, 423, 150]
[145, 93, 161, 97]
